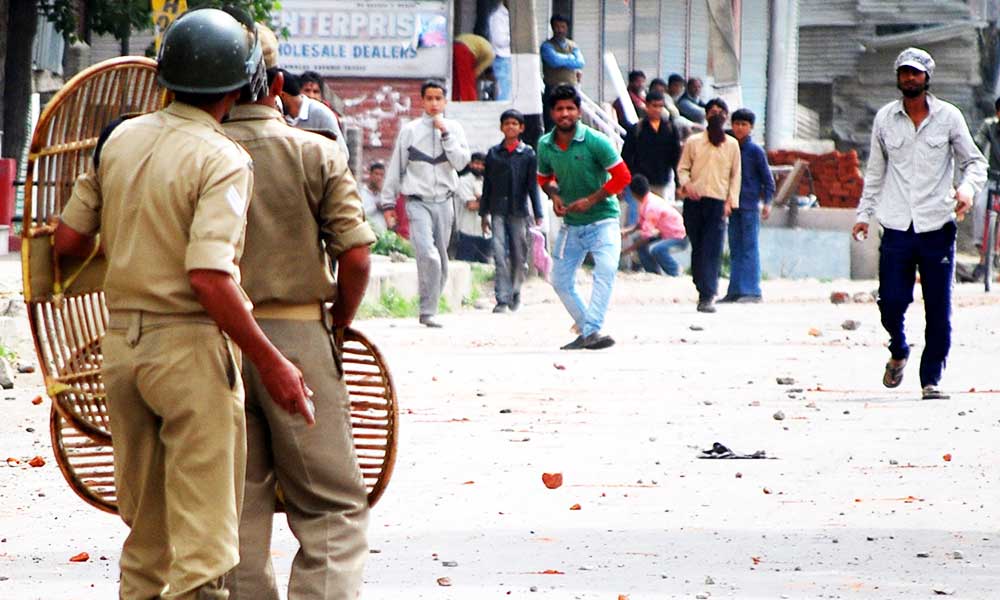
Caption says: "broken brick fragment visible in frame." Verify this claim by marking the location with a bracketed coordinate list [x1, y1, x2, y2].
[541, 472, 563, 489]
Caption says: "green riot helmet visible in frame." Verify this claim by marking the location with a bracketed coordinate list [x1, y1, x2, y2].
[156, 7, 267, 100]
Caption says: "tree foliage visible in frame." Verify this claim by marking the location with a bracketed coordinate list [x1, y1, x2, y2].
[39, 0, 282, 42]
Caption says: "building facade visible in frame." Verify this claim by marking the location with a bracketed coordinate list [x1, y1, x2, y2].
[797, 0, 996, 157]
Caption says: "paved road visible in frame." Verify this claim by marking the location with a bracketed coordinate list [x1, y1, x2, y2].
[2, 266, 999, 599]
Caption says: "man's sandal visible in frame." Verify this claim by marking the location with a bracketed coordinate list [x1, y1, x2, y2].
[882, 358, 907, 388]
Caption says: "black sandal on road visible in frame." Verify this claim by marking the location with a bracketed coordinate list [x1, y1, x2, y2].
[883, 358, 907, 388]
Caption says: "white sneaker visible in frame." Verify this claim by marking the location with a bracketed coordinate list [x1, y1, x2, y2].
[921, 385, 950, 400]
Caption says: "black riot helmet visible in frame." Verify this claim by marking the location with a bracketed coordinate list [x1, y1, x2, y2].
[156, 7, 267, 100]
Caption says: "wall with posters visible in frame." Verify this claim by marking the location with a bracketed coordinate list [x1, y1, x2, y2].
[272, 0, 453, 176]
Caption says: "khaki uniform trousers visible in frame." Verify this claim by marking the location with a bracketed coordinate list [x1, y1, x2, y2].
[103, 312, 247, 600]
[227, 318, 369, 600]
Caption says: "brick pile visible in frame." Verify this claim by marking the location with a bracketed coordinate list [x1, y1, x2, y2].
[767, 149, 864, 209]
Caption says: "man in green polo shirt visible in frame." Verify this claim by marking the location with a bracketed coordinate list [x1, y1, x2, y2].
[537, 84, 632, 349]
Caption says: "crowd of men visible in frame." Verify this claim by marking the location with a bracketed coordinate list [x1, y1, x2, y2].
[367, 15, 984, 402]
[361, 13, 778, 337]
[44, 3, 987, 598]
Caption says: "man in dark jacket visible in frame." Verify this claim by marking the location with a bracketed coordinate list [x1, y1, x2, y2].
[720, 108, 775, 303]
[621, 91, 682, 224]
[480, 109, 544, 313]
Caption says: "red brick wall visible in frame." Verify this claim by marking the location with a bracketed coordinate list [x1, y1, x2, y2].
[324, 78, 425, 174]
[768, 149, 864, 209]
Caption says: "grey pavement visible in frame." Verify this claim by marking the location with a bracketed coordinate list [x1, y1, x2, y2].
[1, 256, 999, 599]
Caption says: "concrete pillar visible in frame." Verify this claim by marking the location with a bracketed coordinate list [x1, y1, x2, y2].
[766, 0, 799, 149]
[345, 124, 362, 181]
[62, 40, 91, 79]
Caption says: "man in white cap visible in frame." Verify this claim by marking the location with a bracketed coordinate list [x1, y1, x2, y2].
[852, 47, 987, 400]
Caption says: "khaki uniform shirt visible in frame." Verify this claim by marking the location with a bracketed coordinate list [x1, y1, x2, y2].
[222, 104, 376, 306]
[61, 102, 254, 314]
[677, 132, 742, 209]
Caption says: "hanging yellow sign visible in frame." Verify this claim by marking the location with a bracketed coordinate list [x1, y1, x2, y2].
[152, 0, 188, 52]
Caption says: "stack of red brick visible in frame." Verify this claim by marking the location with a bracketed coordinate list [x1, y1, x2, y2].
[767, 149, 864, 209]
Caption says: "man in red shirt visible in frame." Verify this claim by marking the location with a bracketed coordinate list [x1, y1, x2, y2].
[621, 174, 687, 276]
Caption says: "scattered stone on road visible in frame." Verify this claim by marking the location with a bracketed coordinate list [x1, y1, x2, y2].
[841, 319, 861, 331]
[0, 358, 14, 390]
[773, 411, 786, 421]
[776, 377, 796, 385]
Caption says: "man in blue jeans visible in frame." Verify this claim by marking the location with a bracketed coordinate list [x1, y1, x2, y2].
[721, 108, 775, 303]
[853, 47, 986, 400]
[537, 85, 631, 350]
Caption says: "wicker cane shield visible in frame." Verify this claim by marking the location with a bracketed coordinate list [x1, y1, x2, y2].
[22, 57, 398, 511]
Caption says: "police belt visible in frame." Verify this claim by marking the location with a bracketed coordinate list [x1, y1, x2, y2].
[252, 302, 323, 321]
[107, 310, 215, 329]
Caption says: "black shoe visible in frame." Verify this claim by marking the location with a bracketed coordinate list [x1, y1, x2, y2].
[717, 295, 740, 304]
[492, 304, 509, 314]
[972, 264, 986, 282]
[560, 335, 587, 350]
[419, 315, 443, 328]
[510, 293, 521, 312]
[736, 295, 762, 304]
[696, 299, 717, 313]
[583, 333, 615, 350]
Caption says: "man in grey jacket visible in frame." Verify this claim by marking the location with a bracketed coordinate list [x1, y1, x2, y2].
[382, 80, 471, 327]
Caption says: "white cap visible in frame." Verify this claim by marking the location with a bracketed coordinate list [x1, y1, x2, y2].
[894, 47, 935, 78]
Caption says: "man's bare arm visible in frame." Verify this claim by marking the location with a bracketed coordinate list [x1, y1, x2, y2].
[329, 245, 371, 328]
[189, 269, 315, 425]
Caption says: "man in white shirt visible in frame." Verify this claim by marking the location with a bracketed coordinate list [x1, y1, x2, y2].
[453, 152, 491, 263]
[359, 161, 389, 235]
[486, 1, 511, 100]
[278, 69, 349, 158]
[853, 47, 987, 400]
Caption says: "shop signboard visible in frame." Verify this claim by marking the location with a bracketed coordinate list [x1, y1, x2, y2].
[273, 0, 450, 78]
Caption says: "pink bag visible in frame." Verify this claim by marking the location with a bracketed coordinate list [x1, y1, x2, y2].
[529, 226, 552, 282]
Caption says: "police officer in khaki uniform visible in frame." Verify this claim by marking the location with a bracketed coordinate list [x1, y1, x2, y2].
[53, 9, 314, 600]
[222, 25, 375, 600]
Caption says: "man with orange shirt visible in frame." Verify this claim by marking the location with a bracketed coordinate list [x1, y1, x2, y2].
[621, 174, 687, 276]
